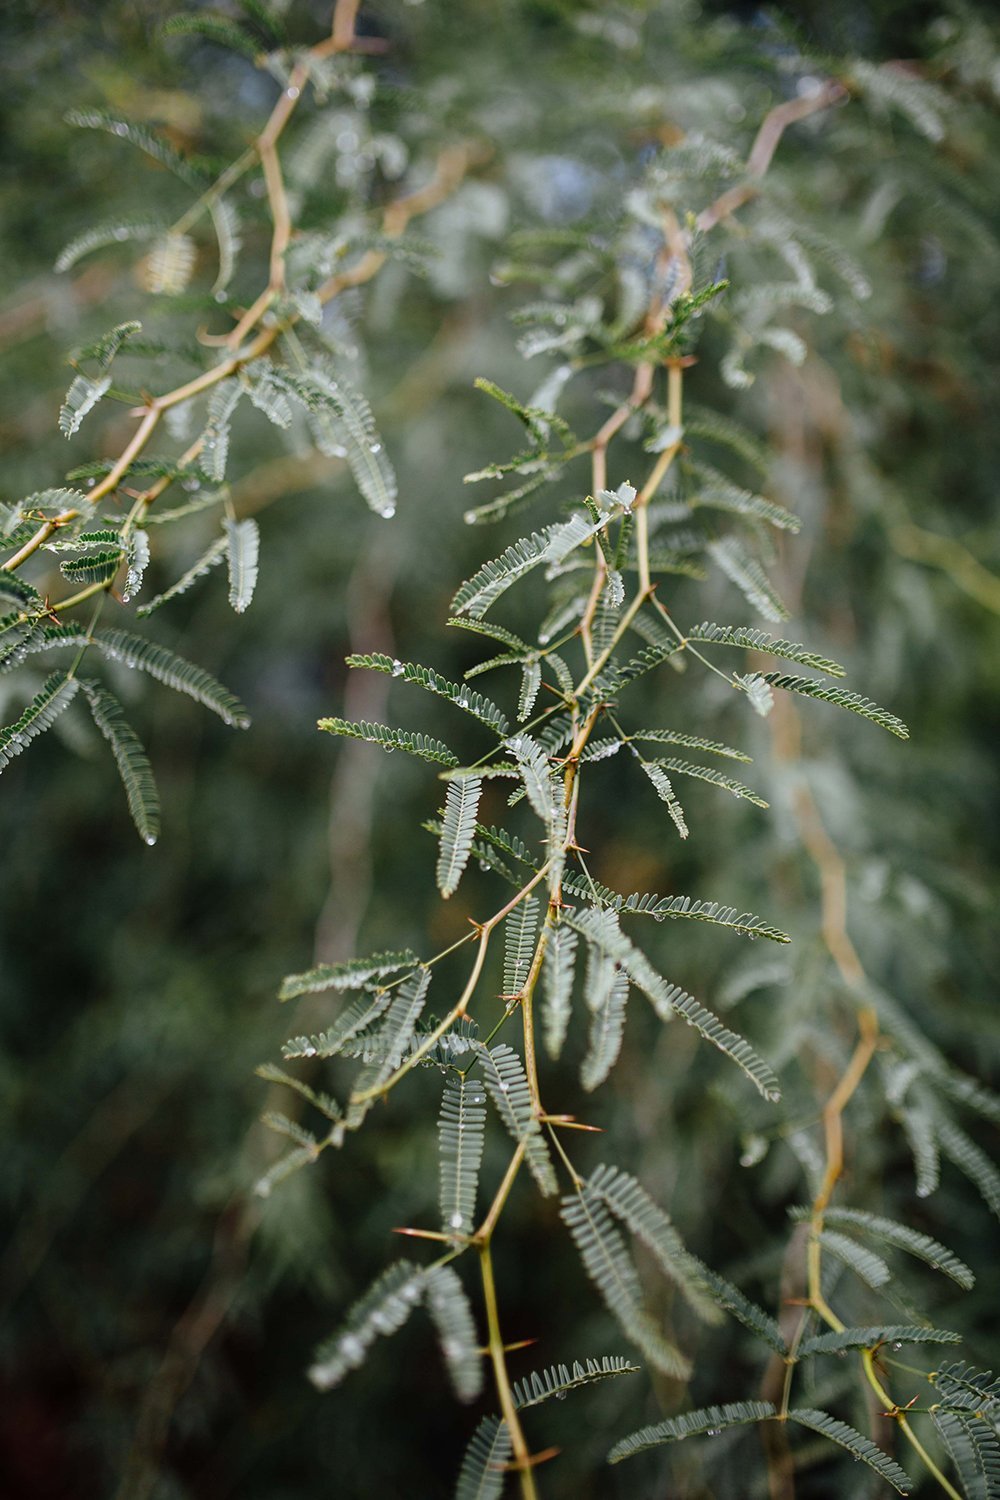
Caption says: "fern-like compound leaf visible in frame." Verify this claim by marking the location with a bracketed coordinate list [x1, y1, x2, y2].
[503, 896, 540, 999]
[273, 368, 397, 518]
[55, 217, 163, 273]
[424, 1264, 483, 1403]
[818, 1230, 891, 1288]
[436, 775, 482, 898]
[541, 918, 577, 1060]
[65, 108, 204, 186]
[60, 547, 124, 585]
[454, 1415, 511, 1500]
[347, 969, 431, 1123]
[686, 621, 845, 677]
[122, 529, 150, 603]
[629, 727, 753, 761]
[609, 1400, 777, 1463]
[764, 673, 909, 738]
[788, 1409, 914, 1493]
[308, 1260, 426, 1390]
[652, 756, 769, 808]
[451, 531, 549, 618]
[91, 627, 249, 727]
[792, 1206, 974, 1289]
[224, 517, 259, 614]
[581, 968, 629, 1092]
[512, 1355, 640, 1411]
[708, 536, 789, 621]
[798, 1324, 962, 1357]
[691, 1264, 786, 1352]
[281, 992, 393, 1060]
[639, 761, 689, 838]
[0, 672, 80, 773]
[59, 374, 111, 438]
[280, 948, 419, 1003]
[80, 680, 160, 845]
[567, 909, 781, 1101]
[937, 1117, 1000, 1220]
[347, 652, 508, 736]
[438, 1075, 487, 1238]
[477, 1042, 556, 1197]
[930, 1410, 1000, 1500]
[161, 13, 262, 61]
[318, 717, 458, 767]
[588, 1164, 720, 1323]
[560, 1187, 691, 1378]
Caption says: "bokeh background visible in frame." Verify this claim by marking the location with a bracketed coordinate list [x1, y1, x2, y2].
[1, 2, 998, 1497]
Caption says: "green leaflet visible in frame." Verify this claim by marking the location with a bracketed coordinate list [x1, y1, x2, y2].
[438, 1075, 487, 1237]
[451, 531, 549, 618]
[347, 652, 508, 736]
[280, 948, 420, 1002]
[651, 756, 769, 809]
[308, 1260, 426, 1391]
[80, 680, 160, 845]
[446, 616, 532, 655]
[788, 1409, 913, 1494]
[929, 1409, 1000, 1500]
[59, 374, 111, 439]
[280, 991, 393, 1061]
[0, 672, 80, 772]
[818, 1230, 891, 1288]
[512, 1355, 640, 1411]
[560, 1187, 691, 1379]
[476, 1042, 556, 1197]
[790, 1206, 974, 1288]
[454, 1415, 511, 1500]
[65, 108, 204, 187]
[318, 717, 458, 767]
[346, 968, 431, 1126]
[587, 1165, 720, 1324]
[423, 1265, 483, 1403]
[763, 673, 909, 738]
[161, 13, 262, 61]
[640, 760, 689, 838]
[436, 775, 482, 898]
[541, 918, 577, 1060]
[567, 908, 781, 1101]
[937, 1116, 1000, 1219]
[798, 1324, 962, 1357]
[708, 536, 789, 622]
[91, 627, 249, 728]
[272, 367, 397, 518]
[686, 621, 846, 677]
[224, 517, 259, 614]
[55, 217, 164, 273]
[627, 727, 753, 762]
[60, 547, 123, 585]
[502, 895, 539, 999]
[609, 1401, 777, 1463]
[256, 1063, 341, 1123]
[581, 966, 628, 1091]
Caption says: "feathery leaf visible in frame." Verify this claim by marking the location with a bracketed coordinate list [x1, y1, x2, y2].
[609, 1401, 776, 1463]
[438, 1075, 487, 1238]
[318, 717, 458, 767]
[80, 680, 160, 845]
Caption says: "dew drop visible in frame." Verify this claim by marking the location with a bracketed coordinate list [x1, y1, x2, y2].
[892, 1342, 903, 1352]
[214, 289, 229, 304]
[369, 442, 382, 454]
[144, 834, 157, 846]
[113, 227, 128, 241]
[554, 1390, 567, 1401]
[706, 1428, 720, 1437]
[391, 659, 404, 677]
[449, 1211, 464, 1230]
[285, 86, 300, 100]
[339, 1334, 364, 1362]
[87, 478, 95, 488]
[381, 504, 396, 519]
